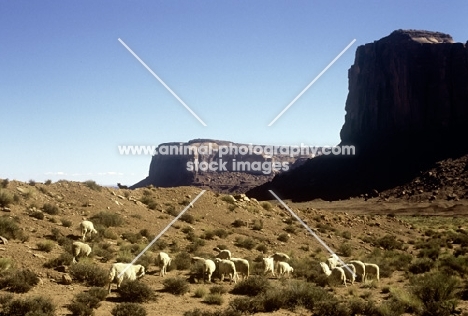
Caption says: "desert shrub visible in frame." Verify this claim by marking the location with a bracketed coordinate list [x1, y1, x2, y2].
[231, 276, 271, 296]
[186, 237, 205, 253]
[90, 211, 124, 227]
[204, 293, 224, 305]
[232, 219, 247, 228]
[28, 179, 36, 186]
[438, 255, 468, 277]
[252, 219, 263, 231]
[69, 262, 108, 286]
[228, 204, 237, 212]
[256, 244, 268, 254]
[221, 195, 236, 204]
[341, 230, 352, 239]
[111, 303, 147, 316]
[410, 272, 459, 316]
[235, 237, 257, 250]
[121, 232, 143, 244]
[277, 233, 289, 242]
[210, 285, 227, 295]
[67, 287, 108, 316]
[0, 269, 40, 293]
[153, 239, 168, 251]
[229, 297, 262, 314]
[44, 179, 52, 185]
[284, 225, 297, 234]
[162, 277, 190, 295]
[83, 180, 101, 191]
[44, 252, 74, 268]
[213, 228, 229, 239]
[0, 190, 13, 208]
[180, 213, 195, 224]
[61, 218, 73, 227]
[0, 258, 14, 272]
[42, 203, 59, 215]
[2, 295, 55, 316]
[36, 240, 55, 252]
[338, 243, 353, 256]
[29, 210, 44, 220]
[0, 179, 8, 188]
[347, 299, 380, 315]
[0, 217, 23, 240]
[375, 234, 404, 250]
[417, 246, 441, 260]
[200, 230, 215, 240]
[118, 280, 154, 302]
[92, 244, 114, 262]
[173, 251, 192, 270]
[409, 258, 435, 274]
[260, 201, 273, 211]
[166, 205, 179, 216]
[194, 287, 207, 298]
[314, 300, 349, 316]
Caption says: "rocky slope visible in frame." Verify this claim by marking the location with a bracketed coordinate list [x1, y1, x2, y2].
[248, 29, 468, 201]
[131, 139, 314, 193]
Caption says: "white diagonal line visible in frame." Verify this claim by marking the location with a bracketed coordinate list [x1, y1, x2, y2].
[268, 190, 355, 277]
[118, 38, 207, 126]
[117, 190, 206, 279]
[268, 39, 356, 126]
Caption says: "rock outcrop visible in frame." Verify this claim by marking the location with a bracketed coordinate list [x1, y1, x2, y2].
[131, 139, 314, 193]
[247, 30, 468, 201]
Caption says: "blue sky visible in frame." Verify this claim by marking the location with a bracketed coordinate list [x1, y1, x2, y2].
[1, 1, 467, 186]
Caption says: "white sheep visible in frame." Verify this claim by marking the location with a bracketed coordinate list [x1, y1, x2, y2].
[230, 257, 250, 280]
[79, 220, 97, 241]
[349, 260, 366, 282]
[262, 257, 276, 277]
[72, 241, 92, 264]
[326, 254, 339, 269]
[276, 261, 294, 277]
[155, 252, 172, 277]
[214, 258, 237, 284]
[338, 263, 356, 285]
[108, 263, 145, 293]
[213, 247, 231, 260]
[364, 263, 380, 281]
[320, 262, 347, 287]
[191, 256, 217, 283]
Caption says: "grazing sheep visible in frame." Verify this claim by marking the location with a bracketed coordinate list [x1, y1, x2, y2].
[191, 256, 216, 283]
[320, 262, 347, 287]
[155, 252, 172, 277]
[72, 241, 92, 264]
[230, 258, 250, 280]
[214, 258, 237, 284]
[364, 263, 380, 281]
[277, 261, 294, 277]
[338, 263, 356, 285]
[269, 252, 290, 262]
[79, 220, 97, 241]
[262, 257, 276, 277]
[108, 263, 145, 293]
[117, 183, 128, 189]
[213, 247, 231, 260]
[326, 254, 339, 269]
[349, 260, 366, 282]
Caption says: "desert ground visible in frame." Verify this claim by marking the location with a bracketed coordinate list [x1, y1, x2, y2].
[0, 179, 467, 315]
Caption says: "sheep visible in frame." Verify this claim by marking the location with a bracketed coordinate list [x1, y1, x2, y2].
[155, 252, 172, 277]
[191, 256, 217, 283]
[269, 252, 290, 262]
[349, 260, 366, 282]
[364, 263, 380, 281]
[338, 263, 356, 285]
[213, 247, 231, 260]
[214, 258, 237, 284]
[72, 241, 92, 264]
[80, 220, 97, 241]
[319, 262, 347, 287]
[230, 257, 250, 280]
[326, 254, 339, 269]
[276, 261, 294, 277]
[262, 257, 276, 277]
[108, 263, 145, 293]
[117, 183, 128, 189]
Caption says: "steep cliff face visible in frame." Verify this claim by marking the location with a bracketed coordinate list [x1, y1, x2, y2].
[131, 139, 313, 192]
[247, 30, 468, 201]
